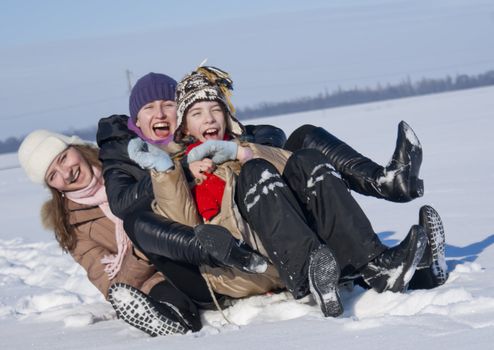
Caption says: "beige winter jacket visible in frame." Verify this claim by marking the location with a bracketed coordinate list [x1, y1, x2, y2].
[151, 141, 292, 298]
[42, 200, 164, 299]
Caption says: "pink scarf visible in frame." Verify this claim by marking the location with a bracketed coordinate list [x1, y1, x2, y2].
[66, 166, 131, 280]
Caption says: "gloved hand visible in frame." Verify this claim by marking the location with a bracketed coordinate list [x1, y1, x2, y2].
[187, 140, 238, 165]
[128, 137, 174, 172]
[244, 124, 287, 148]
[194, 224, 268, 274]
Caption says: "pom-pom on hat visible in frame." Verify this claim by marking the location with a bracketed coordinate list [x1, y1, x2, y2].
[174, 66, 244, 143]
[18, 130, 87, 184]
[129, 72, 177, 121]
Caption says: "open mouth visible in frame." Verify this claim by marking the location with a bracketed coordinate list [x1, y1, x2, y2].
[203, 128, 221, 140]
[153, 122, 171, 138]
[68, 168, 80, 184]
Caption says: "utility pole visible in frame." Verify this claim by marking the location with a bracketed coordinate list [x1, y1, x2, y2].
[126, 69, 133, 95]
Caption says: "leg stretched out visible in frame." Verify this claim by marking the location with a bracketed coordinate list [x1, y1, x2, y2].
[285, 121, 424, 203]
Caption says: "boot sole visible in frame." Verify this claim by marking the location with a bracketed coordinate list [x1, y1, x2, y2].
[420, 205, 448, 285]
[108, 283, 187, 337]
[309, 246, 343, 317]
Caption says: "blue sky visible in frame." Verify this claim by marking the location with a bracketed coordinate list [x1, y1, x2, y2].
[1, 0, 494, 139]
[0, 0, 335, 46]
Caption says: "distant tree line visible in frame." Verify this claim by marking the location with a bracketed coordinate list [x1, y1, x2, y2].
[2, 70, 494, 154]
[236, 70, 494, 119]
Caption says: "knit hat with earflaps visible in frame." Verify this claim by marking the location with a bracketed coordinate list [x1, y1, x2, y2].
[174, 66, 245, 144]
[18, 130, 89, 184]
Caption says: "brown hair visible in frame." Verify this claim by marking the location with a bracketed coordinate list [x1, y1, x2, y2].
[41, 144, 101, 253]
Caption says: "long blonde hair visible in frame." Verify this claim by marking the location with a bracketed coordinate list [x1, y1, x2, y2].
[41, 144, 101, 253]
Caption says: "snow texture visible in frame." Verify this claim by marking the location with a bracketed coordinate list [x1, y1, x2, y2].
[244, 169, 285, 212]
[1, 86, 494, 349]
[307, 163, 336, 188]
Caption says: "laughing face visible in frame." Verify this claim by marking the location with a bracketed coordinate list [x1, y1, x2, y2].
[184, 101, 227, 142]
[136, 100, 178, 141]
[45, 147, 93, 192]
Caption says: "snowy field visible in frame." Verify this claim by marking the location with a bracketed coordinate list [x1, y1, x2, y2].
[1, 86, 493, 349]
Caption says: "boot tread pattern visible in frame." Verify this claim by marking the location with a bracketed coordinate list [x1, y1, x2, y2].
[422, 206, 448, 285]
[308, 246, 343, 317]
[108, 283, 187, 337]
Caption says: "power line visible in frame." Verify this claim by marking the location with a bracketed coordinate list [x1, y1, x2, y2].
[125, 69, 133, 95]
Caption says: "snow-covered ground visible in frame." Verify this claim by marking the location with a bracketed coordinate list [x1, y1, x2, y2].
[1, 86, 493, 349]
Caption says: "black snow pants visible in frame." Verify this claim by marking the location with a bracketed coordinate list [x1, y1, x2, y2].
[235, 149, 386, 298]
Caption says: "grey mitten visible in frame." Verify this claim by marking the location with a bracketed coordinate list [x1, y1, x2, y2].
[187, 140, 238, 164]
[127, 138, 174, 172]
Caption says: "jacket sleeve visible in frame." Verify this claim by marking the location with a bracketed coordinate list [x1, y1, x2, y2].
[150, 161, 202, 227]
[103, 167, 154, 219]
[96, 115, 155, 219]
[123, 207, 214, 267]
[71, 228, 113, 298]
[71, 220, 160, 299]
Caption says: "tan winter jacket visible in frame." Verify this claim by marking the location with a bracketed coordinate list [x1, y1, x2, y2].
[43, 200, 164, 299]
[151, 141, 291, 298]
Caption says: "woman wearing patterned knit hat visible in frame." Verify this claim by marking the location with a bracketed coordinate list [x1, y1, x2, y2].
[130, 66, 448, 318]
[17, 130, 203, 336]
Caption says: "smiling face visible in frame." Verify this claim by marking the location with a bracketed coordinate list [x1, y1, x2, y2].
[45, 147, 93, 192]
[136, 100, 178, 141]
[184, 101, 227, 142]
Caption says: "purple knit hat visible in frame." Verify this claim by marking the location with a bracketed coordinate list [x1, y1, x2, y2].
[129, 72, 177, 121]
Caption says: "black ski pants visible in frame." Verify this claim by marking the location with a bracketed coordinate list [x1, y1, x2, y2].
[235, 149, 386, 298]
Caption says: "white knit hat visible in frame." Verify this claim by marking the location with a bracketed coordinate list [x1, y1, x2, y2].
[18, 130, 87, 184]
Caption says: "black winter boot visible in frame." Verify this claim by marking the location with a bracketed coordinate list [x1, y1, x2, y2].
[285, 121, 424, 202]
[194, 224, 268, 274]
[108, 283, 190, 337]
[408, 205, 448, 289]
[309, 245, 343, 317]
[147, 280, 203, 331]
[360, 225, 428, 293]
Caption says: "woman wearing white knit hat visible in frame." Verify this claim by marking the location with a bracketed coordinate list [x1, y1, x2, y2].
[18, 129, 203, 337]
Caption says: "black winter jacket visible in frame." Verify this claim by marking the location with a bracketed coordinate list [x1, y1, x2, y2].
[97, 115, 212, 266]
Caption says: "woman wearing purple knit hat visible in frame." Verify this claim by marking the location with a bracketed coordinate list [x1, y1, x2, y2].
[127, 72, 178, 144]
[97, 72, 225, 320]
